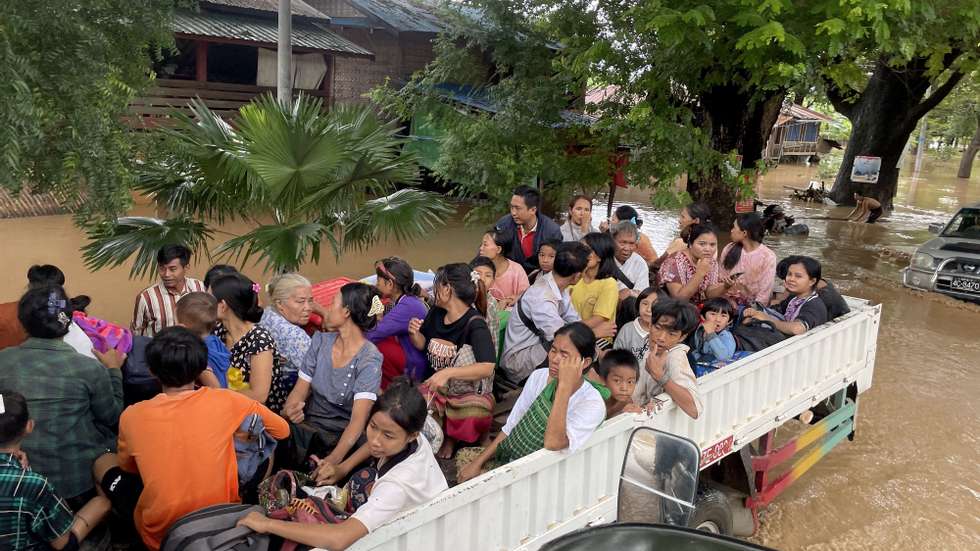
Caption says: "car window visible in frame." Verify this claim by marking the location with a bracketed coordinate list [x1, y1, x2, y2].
[941, 208, 980, 239]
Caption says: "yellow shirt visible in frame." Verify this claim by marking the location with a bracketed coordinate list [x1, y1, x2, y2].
[570, 277, 619, 321]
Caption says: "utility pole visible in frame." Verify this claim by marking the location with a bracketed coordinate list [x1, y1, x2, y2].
[277, 0, 292, 106]
[913, 116, 927, 178]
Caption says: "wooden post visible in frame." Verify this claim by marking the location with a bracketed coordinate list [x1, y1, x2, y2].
[277, 0, 292, 106]
[195, 41, 208, 82]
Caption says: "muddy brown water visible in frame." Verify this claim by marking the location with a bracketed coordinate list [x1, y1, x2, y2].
[1, 156, 978, 549]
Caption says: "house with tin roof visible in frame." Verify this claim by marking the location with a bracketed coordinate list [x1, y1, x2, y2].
[129, 0, 374, 124]
[128, 0, 453, 124]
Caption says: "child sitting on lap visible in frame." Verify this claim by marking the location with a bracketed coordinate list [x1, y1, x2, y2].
[689, 298, 737, 365]
[0, 390, 111, 551]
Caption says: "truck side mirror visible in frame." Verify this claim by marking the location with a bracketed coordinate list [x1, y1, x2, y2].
[928, 223, 942, 234]
[617, 427, 701, 527]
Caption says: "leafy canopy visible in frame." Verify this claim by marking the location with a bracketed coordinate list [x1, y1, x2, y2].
[0, 0, 188, 220]
[83, 95, 452, 277]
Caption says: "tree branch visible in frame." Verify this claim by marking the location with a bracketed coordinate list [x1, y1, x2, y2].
[912, 70, 967, 120]
[822, 75, 857, 120]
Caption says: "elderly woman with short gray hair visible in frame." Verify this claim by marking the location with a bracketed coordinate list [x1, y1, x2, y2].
[260, 273, 322, 387]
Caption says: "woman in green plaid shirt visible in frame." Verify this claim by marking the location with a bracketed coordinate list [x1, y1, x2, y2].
[457, 323, 607, 483]
[0, 390, 110, 550]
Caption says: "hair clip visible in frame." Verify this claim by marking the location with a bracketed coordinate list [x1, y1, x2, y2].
[629, 216, 637, 225]
[367, 295, 385, 317]
[47, 292, 66, 315]
[470, 270, 481, 284]
[251, 283, 261, 294]
[57, 311, 71, 328]
[0, 394, 5, 414]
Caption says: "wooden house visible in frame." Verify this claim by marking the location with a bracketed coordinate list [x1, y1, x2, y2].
[764, 103, 836, 163]
[128, 0, 373, 125]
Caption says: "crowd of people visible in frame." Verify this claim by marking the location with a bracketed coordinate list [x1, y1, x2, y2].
[0, 184, 851, 551]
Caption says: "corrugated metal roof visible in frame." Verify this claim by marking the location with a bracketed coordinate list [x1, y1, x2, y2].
[173, 10, 373, 57]
[346, 0, 445, 33]
[785, 103, 834, 123]
[203, 0, 328, 20]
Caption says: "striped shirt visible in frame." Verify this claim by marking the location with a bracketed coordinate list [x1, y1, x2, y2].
[0, 452, 74, 550]
[132, 278, 205, 337]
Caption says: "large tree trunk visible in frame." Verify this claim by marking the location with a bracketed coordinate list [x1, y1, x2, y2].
[687, 86, 785, 231]
[957, 113, 980, 179]
[828, 56, 966, 207]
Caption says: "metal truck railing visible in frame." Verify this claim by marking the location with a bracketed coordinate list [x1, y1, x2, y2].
[343, 299, 881, 551]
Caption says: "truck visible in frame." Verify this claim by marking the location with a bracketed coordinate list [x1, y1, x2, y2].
[902, 202, 980, 302]
[341, 297, 881, 551]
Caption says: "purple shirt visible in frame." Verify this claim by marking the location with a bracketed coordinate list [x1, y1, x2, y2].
[364, 295, 428, 381]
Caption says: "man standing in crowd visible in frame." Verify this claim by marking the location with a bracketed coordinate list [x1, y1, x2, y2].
[132, 245, 205, 337]
[611, 221, 649, 298]
[495, 185, 563, 273]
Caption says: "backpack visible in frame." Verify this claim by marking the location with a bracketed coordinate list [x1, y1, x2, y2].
[234, 414, 277, 487]
[160, 503, 268, 551]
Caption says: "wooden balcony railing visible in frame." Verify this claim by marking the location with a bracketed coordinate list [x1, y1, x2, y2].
[127, 78, 329, 127]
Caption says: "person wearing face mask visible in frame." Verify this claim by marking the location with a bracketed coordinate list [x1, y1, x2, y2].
[260, 273, 317, 389]
[237, 379, 447, 551]
[658, 224, 729, 303]
[280, 283, 384, 471]
[408, 264, 496, 459]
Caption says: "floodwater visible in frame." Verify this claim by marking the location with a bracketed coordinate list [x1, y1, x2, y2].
[1, 156, 979, 550]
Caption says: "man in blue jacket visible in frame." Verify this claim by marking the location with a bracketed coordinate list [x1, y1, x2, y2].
[495, 185, 564, 273]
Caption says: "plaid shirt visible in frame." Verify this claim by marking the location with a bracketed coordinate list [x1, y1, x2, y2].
[0, 452, 74, 550]
[0, 339, 122, 498]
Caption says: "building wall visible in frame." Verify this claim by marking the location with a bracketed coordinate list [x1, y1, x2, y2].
[331, 29, 434, 104]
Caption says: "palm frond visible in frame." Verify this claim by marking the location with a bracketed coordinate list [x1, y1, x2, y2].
[214, 221, 328, 274]
[338, 189, 452, 251]
[82, 216, 213, 280]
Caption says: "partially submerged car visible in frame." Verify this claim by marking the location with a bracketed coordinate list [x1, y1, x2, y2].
[903, 203, 980, 302]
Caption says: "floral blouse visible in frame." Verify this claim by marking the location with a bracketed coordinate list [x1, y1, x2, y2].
[217, 324, 289, 413]
[260, 308, 311, 376]
[658, 251, 720, 303]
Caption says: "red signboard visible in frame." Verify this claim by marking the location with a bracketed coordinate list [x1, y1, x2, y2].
[700, 435, 734, 467]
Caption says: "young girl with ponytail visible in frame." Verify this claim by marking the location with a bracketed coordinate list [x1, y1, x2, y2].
[365, 257, 429, 389]
[408, 263, 497, 459]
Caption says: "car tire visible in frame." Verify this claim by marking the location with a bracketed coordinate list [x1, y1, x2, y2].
[688, 487, 734, 536]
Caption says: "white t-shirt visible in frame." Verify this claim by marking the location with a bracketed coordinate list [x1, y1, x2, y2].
[63, 322, 96, 359]
[501, 368, 606, 454]
[350, 435, 448, 533]
[616, 253, 650, 292]
[632, 343, 703, 417]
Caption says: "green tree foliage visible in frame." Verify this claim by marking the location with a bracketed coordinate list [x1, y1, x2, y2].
[83, 95, 452, 277]
[927, 74, 979, 148]
[0, 1, 186, 220]
[819, 0, 980, 204]
[378, 1, 899, 226]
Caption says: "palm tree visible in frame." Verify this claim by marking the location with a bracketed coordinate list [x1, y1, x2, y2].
[83, 94, 452, 277]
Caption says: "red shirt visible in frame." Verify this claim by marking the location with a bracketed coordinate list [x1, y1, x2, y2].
[519, 221, 538, 259]
[0, 301, 27, 351]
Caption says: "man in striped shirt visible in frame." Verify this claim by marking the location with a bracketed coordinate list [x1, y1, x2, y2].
[131, 245, 206, 337]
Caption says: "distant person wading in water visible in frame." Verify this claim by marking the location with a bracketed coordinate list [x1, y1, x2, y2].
[847, 193, 883, 224]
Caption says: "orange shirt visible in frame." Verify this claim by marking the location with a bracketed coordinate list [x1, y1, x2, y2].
[0, 301, 27, 351]
[117, 388, 289, 550]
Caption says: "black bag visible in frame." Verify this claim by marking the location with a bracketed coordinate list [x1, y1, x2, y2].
[160, 503, 269, 551]
[733, 321, 787, 353]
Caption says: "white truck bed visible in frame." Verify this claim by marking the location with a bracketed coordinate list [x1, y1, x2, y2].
[346, 298, 882, 551]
